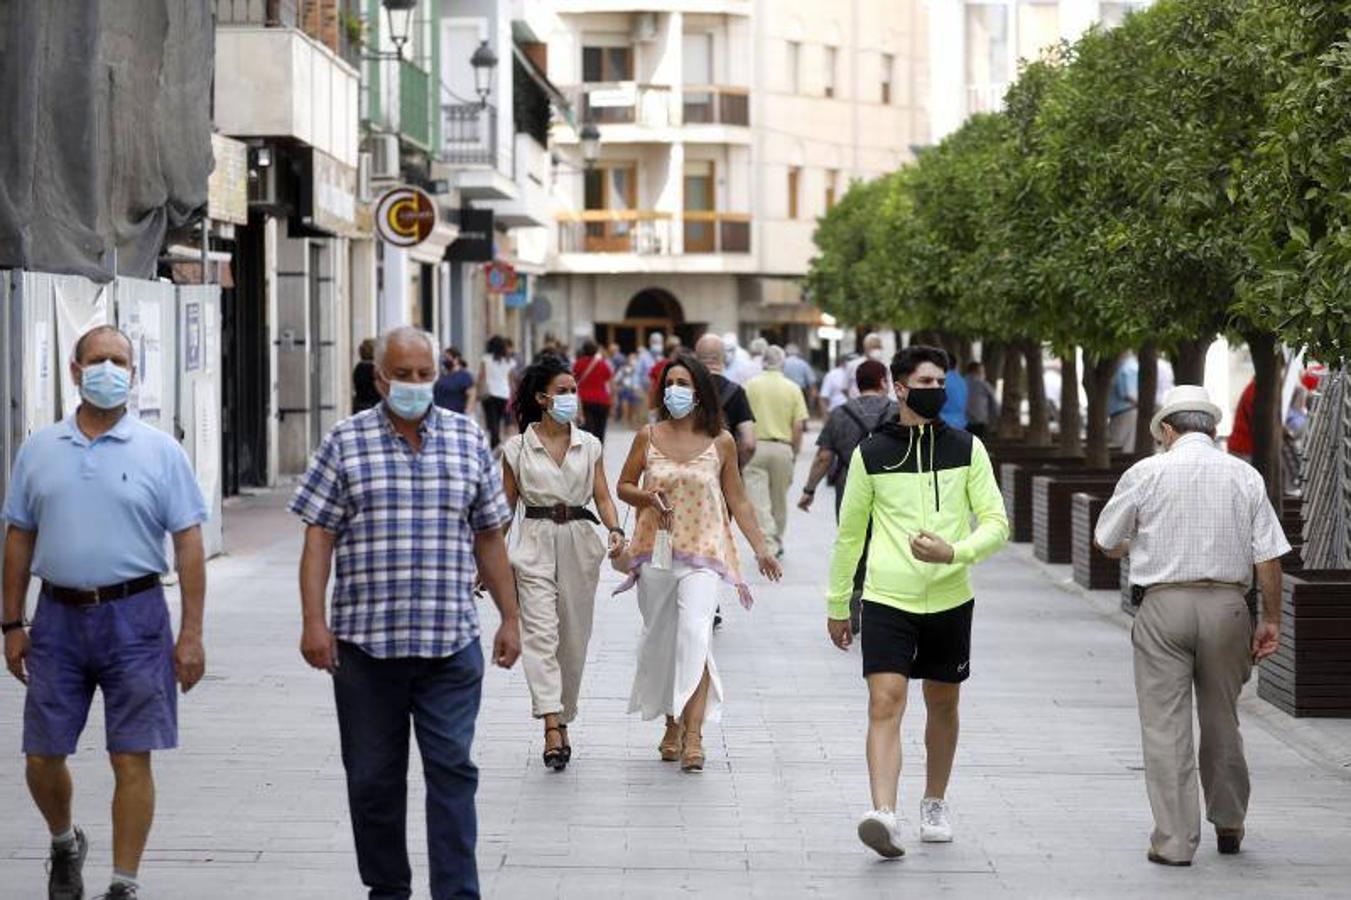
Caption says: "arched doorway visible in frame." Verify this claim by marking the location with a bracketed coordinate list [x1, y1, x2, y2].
[597, 288, 702, 353]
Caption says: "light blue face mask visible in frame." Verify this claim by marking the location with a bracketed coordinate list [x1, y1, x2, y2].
[548, 393, 579, 424]
[80, 361, 132, 410]
[386, 379, 434, 420]
[664, 385, 696, 419]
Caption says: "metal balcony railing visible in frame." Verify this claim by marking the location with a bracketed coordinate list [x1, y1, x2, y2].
[681, 86, 750, 127]
[215, 0, 299, 28]
[967, 82, 1009, 115]
[443, 104, 497, 165]
[400, 59, 432, 150]
[558, 211, 674, 255]
[576, 83, 673, 127]
[682, 212, 752, 253]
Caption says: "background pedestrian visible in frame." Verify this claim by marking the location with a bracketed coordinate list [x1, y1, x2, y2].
[743, 346, 809, 558]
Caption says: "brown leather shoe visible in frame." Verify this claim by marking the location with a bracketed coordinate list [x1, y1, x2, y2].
[1217, 828, 1244, 855]
[1147, 850, 1192, 867]
[659, 718, 684, 762]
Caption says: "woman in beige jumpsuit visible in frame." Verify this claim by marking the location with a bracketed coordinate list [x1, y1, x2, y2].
[502, 356, 624, 770]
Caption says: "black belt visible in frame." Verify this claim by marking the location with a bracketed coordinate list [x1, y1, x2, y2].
[43, 574, 162, 607]
[524, 504, 600, 525]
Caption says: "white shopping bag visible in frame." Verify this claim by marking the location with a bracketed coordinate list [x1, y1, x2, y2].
[651, 528, 673, 569]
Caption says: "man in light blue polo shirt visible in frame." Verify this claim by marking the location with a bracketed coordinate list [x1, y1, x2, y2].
[2, 325, 209, 900]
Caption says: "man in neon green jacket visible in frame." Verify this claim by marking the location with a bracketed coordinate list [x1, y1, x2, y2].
[827, 345, 1009, 858]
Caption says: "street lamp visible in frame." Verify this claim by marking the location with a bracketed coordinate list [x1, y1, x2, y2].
[579, 120, 601, 168]
[470, 40, 498, 108]
[382, 0, 417, 59]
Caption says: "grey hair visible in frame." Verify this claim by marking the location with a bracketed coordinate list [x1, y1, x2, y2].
[375, 326, 438, 370]
[763, 345, 786, 370]
[749, 337, 769, 356]
[73, 324, 135, 364]
[1164, 410, 1217, 436]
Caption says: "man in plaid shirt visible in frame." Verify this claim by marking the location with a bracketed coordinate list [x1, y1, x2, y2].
[290, 326, 520, 900]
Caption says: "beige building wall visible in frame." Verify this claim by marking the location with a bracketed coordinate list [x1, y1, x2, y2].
[541, 0, 928, 352]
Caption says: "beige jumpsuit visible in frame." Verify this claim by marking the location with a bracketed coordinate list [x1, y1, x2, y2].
[503, 424, 606, 723]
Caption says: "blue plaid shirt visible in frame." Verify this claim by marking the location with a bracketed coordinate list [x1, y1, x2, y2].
[288, 406, 512, 659]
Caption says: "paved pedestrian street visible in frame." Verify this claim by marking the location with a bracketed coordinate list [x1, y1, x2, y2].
[2, 432, 1349, 899]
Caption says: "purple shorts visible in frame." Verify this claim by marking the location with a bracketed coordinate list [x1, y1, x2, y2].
[23, 586, 177, 756]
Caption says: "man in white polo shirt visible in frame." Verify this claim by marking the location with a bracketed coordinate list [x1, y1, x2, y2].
[3, 325, 208, 900]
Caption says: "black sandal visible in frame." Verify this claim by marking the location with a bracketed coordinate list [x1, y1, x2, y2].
[543, 726, 567, 771]
[558, 724, 572, 764]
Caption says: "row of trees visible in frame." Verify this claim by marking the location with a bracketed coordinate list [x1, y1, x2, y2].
[807, 0, 1351, 501]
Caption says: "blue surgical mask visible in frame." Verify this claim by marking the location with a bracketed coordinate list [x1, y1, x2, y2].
[548, 393, 579, 424]
[386, 380, 434, 420]
[664, 385, 696, 419]
[80, 361, 132, 410]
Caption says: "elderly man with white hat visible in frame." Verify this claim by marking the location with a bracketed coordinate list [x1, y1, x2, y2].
[1095, 384, 1289, 868]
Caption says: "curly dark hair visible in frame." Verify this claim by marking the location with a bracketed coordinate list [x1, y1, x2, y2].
[657, 351, 724, 438]
[514, 355, 573, 431]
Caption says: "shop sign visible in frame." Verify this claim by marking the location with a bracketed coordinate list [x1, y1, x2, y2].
[374, 185, 437, 247]
[311, 150, 358, 236]
[207, 134, 248, 225]
[504, 274, 529, 309]
[447, 208, 494, 262]
[485, 261, 518, 294]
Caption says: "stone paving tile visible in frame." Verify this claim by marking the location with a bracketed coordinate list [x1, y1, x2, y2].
[2, 428, 1350, 898]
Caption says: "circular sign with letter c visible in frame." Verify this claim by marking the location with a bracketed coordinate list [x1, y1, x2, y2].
[374, 186, 437, 248]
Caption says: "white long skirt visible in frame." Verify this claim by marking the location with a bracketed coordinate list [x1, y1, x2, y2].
[628, 562, 724, 725]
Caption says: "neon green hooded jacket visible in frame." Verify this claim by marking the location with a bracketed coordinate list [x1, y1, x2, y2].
[827, 419, 1009, 619]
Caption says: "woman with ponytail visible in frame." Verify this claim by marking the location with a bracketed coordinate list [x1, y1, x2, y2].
[500, 357, 624, 771]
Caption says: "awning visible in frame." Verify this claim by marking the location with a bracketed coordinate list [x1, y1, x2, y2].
[512, 42, 575, 128]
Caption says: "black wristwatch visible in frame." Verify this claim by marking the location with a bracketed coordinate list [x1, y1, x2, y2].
[802, 486, 816, 496]
[1, 619, 25, 636]
[608, 526, 626, 537]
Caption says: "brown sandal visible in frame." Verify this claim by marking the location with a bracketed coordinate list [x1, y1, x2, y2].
[659, 717, 684, 762]
[681, 728, 704, 772]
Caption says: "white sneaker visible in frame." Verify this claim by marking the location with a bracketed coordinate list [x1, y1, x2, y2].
[857, 809, 906, 858]
[920, 797, 954, 842]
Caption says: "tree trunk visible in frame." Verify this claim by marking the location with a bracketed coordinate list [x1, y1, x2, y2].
[1058, 347, 1082, 456]
[997, 348, 1025, 440]
[1082, 353, 1121, 469]
[983, 341, 1005, 388]
[1134, 341, 1159, 455]
[1023, 339, 1051, 446]
[1170, 335, 1210, 385]
[1247, 331, 1284, 508]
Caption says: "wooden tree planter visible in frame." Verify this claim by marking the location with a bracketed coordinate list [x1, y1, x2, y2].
[1002, 455, 1143, 543]
[1071, 492, 1120, 589]
[1258, 570, 1351, 718]
[1032, 473, 1122, 563]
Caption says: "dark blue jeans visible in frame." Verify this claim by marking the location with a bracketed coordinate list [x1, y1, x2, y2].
[333, 640, 484, 900]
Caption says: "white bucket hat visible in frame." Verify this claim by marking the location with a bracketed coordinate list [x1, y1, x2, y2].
[1150, 384, 1224, 442]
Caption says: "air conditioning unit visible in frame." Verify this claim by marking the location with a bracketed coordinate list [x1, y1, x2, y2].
[632, 12, 658, 43]
[357, 151, 373, 203]
[369, 133, 400, 181]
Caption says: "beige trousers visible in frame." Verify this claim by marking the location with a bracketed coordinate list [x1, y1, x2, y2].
[744, 440, 794, 556]
[512, 521, 604, 723]
[1132, 584, 1253, 861]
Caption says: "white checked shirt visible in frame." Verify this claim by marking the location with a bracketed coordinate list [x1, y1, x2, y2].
[1095, 432, 1290, 586]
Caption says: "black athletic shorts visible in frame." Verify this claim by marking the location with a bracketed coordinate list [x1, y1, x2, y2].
[860, 599, 974, 682]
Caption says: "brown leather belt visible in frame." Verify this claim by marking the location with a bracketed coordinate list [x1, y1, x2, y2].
[524, 504, 600, 525]
[43, 574, 162, 607]
[1145, 580, 1244, 596]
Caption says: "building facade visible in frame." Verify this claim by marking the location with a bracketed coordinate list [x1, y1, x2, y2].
[927, 0, 1152, 141]
[538, 0, 928, 360]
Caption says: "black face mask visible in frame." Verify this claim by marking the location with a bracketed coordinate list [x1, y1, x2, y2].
[904, 387, 947, 421]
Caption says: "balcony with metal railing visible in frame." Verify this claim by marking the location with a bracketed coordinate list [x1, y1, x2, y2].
[681, 86, 750, 127]
[215, 0, 299, 27]
[966, 82, 1009, 116]
[681, 212, 751, 254]
[576, 83, 674, 128]
[399, 59, 432, 150]
[443, 104, 497, 166]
